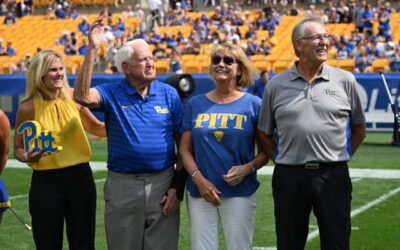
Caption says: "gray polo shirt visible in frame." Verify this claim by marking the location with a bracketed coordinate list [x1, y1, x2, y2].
[258, 63, 365, 164]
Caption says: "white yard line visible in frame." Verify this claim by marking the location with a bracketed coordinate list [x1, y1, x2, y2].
[306, 186, 400, 242]
[6, 160, 400, 250]
[6, 160, 400, 179]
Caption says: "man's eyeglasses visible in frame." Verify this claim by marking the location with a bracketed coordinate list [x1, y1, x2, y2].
[211, 55, 236, 66]
[300, 34, 331, 42]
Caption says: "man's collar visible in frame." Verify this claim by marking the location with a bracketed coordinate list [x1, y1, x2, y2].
[289, 61, 330, 82]
[122, 78, 157, 96]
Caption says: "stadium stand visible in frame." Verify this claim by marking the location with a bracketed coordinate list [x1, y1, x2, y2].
[0, 0, 399, 74]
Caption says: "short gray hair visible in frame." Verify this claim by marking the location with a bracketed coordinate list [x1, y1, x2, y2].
[114, 39, 148, 74]
[291, 15, 325, 56]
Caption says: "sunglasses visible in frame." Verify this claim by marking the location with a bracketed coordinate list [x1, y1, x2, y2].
[211, 55, 236, 65]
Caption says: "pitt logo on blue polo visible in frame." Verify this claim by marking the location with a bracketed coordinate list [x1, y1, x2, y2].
[154, 106, 170, 114]
[194, 113, 248, 130]
[17, 121, 62, 154]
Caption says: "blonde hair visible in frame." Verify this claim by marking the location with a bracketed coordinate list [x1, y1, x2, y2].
[209, 43, 258, 88]
[23, 50, 71, 102]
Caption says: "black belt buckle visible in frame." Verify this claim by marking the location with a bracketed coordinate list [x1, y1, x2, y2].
[304, 162, 319, 169]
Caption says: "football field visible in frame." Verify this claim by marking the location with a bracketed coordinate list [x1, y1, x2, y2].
[1, 132, 399, 249]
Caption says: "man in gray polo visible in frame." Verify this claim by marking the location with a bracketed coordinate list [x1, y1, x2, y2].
[257, 16, 366, 250]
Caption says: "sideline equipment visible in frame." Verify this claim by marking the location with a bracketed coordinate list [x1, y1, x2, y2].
[380, 71, 400, 146]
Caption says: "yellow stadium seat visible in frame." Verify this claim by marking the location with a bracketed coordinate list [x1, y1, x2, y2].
[181, 54, 196, 62]
[327, 59, 338, 67]
[337, 59, 355, 72]
[253, 61, 271, 72]
[272, 60, 291, 73]
[155, 60, 170, 73]
[195, 54, 210, 62]
[372, 58, 390, 72]
[199, 61, 210, 73]
[183, 61, 200, 74]
[251, 54, 265, 62]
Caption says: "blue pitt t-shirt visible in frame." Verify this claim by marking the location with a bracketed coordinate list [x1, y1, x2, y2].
[95, 79, 184, 173]
[183, 93, 261, 197]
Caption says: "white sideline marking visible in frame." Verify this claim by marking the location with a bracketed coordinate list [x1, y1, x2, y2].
[6, 160, 400, 179]
[307, 186, 400, 242]
[6, 160, 400, 250]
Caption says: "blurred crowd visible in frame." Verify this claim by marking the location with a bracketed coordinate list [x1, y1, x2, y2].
[1, 0, 400, 74]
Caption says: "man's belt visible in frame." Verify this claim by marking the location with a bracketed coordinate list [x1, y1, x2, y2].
[276, 161, 347, 169]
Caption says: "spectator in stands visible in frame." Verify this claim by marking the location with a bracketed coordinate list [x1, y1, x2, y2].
[361, 3, 374, 34]
[64, 40, 77, 56]
[55, 4, 67, 19]
[104, 61, 119, 74]
[383, 41, 397, 58]
[116, 16, 126, 31]
[245, 38, 258, 56]
[24, 0, 34, 15]
[353, 0, 366, 32]
[247, 70, 269, 98]
[153, 41, 167, 59]
[111, 23, 124, 46]
[16, 0, 26, 17]
[204, 0, 217, 7]
[210, 6, 224, 25]
[131, 4, 146, 31]
[5, 42, 16, 56]
[78, 38, 88, 56]
[69, 7, 79, 20]
[336, 40, 351, 59]
[148, 27, 162, 45]
[389, 47, 400, 72]
[3, 12, 16, 25]
[0, 39, 6, 56]
[258, 39, 271, 56]
[10, 59, 29, 74]
[14, 49, 105, 250]
[229, 10, 244, 26]
[78, 16, 90, 36]
[103, 25, 115, 43]
[169, 51, 183, 73]
[289, 2, 299, 16]
[56, 30, 71, 47]
[180, 43, 267, 250]
[377, 4, 391, 39]
[149, 0, 163, 29]
[45, 6, 56, 20]
[354, 46, 374, 73]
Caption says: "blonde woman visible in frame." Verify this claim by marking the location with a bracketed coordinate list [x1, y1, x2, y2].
[180, 43, 268, 250]
[14, 50, 105, 250]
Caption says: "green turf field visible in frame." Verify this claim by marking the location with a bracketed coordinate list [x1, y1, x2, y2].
[1, 132, 399, 249]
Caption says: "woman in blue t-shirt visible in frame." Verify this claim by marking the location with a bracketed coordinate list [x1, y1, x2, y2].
[180, 43, 268, 250]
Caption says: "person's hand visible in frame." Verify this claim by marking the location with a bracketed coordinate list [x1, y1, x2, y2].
[160, 188, 180, 216]
[89, 16, 104, 50]
[25, 148, 46, 165]
[223, 163, 252, 186]
[193, 174, 221, 206]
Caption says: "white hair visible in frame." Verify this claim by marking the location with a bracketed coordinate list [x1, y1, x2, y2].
[114, 39, 149, 74]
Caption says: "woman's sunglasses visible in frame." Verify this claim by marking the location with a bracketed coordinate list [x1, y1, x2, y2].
[211, 55, 236, 66]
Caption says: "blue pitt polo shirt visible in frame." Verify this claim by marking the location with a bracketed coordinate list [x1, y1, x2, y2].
[95, 79, 184, 173]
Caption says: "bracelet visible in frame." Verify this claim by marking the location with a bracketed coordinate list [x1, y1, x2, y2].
[191, 170, 200, 179]
[251, 162, 257, 173]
